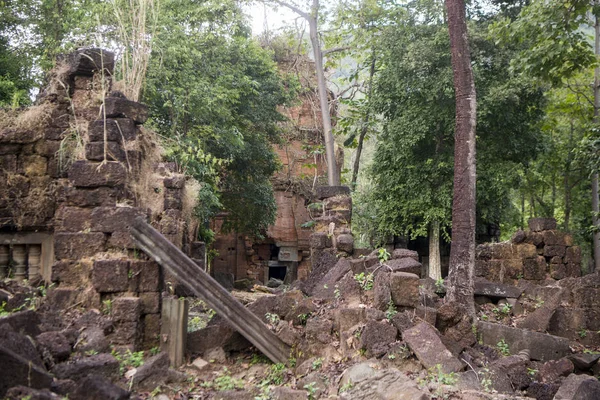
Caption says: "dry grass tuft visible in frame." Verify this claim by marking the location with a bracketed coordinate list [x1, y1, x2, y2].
[0, 101, 55, 132]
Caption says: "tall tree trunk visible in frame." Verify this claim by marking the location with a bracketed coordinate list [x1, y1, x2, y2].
[351, 53, 377, 190]
[429, 220, 442, 281]
[445, 0, 476, 315]
[593, 7, 600, 273]
[564, 121, 573, 231]
[308, 1, 340, 187]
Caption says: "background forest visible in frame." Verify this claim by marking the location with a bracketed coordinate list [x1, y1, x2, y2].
[1, 0, 599, 272]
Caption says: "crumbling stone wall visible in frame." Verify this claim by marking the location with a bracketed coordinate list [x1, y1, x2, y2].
[475, 218, 581, 284]
[0, 49, 201, 350]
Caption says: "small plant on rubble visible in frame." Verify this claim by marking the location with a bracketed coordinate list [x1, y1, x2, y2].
[479, 366, 494, 393]
[579, 328, 588, 338]
[435, 278, 445, 294]
[418, 364, 458, 387]
[265, 313, 280, 326]
[386, 300, 398, 320]
[0, 302, 10, 317]
[354, 272, 374, 291]
[102, 299, 113, 315]
[377, 248, 391, 263]
[304, 382, 318, 399]
[497, 339, 510, 356]
[312, 357, 323, 370]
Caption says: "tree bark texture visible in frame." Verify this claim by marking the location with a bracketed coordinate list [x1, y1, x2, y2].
[592, 7, 600, 273]
[308, 1, 340, 186]
[351, 53, 376, 190]
[445, 0, 476, 315]
[429, 220, 442, 281]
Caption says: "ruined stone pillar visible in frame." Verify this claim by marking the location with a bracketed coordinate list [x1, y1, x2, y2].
[28, 244, 41, 280]
[0, 245, 8, 279]
[12, 245, 26, 281]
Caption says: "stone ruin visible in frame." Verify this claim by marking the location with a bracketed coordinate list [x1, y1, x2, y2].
[0, 48, 204, 353]
[2, 48, 600, 400]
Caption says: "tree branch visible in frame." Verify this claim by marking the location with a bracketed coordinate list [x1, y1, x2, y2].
[322, 46, 351, 56]
[269, 0, 309, 20]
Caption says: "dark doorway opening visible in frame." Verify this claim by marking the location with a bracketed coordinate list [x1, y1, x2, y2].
[269, 265, 287, 281]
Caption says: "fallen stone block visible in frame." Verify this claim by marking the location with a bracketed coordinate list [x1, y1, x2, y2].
[132, 352, 169, 390]
[386, 258, 422, 277]
[568, 353, 600, 371]
[52, 353, 120, 381]
[402, 322, 463, 373]
[554, 373, 600, 399]
[0, 346, 53, 397]
[4, 386, 60, 400]
[71, 374, 129, 400]
[477, 321, 570, 361]
[359, 320, 398, 357]
[339, 368, 429, 400]
[0, 309, 41, 336]
[36, 331, 72, 362]
[389, 271, 419, 307]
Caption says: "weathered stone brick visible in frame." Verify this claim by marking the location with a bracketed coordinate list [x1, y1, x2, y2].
[19, 155, 47, 176]
[54, 206, 93, 232]
[112, 297, 141, 322]
[309, 232, 331, 249]
[544, 245, 566, 258]
[163, 175, 185, 189]
[516, 243, 537, 259]
[542, 230, 569, 246]
[43, 127, 66, 141]
[158, 209, 181, 235]
[85, 142, 126, 162]
[525, 231, 544, 247]
[504, 259, 524, 279]
[566, 262, 581, 278]
[90, 206, 146, 233]
[141, 313, 160, 348]
[565, 246, 582, 264]
[163, 188, 182, 210]
[107, 231, 137, 249]
[0, 155, 17, 172]
[54, 232, 106, 259]
[475, 260, 488, 277]
[491, 242, 515, 259]
[66, 48, 115, 76]
[550, 263, 567, 280]
[92, 259, 129, 293]
[524, 256, 547, 280]
[389, 272, 419, 308]
[103, 97, 148, 124]
[316, 185, 350, 200]
[0, 144, 21, 155]
[112, 321, 141, 346]
[139, 292, 160, 314]
[129, 261, 161, 292]
[88, 118, 136, 142]
[68, 160, 126, 187]
[529, 218, 557, 232]
[65, 187, 120, 207]
[324, 195, 352, 211]
[34, 140, 61, 156]
[0, 129, 41, 143]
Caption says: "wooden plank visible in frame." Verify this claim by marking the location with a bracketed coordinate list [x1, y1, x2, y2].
[160, 297, 188, 367]
[130, 218, 291, 364]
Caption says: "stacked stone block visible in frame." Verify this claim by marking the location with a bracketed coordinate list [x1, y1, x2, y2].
[475, 218, 581, 284]
[1, 48, 200, 350]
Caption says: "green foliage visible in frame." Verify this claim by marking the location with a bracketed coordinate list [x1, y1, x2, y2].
[385, 300, 397, 320]
[354, 272, 374, 291]
[201, 367, 244, 391]
[418, 364, 458, 386]
[111, 348, 145, 375]
[265, 313, 280, 326]
[259, 363, 287, 387]
[311, 357, 323, 370]
[377, 248, 390, 263]
[497, 339, 510, 356]
[0, 301, 9, 317]
[102, 299, 113, 315]
[361, 5, 545, 246]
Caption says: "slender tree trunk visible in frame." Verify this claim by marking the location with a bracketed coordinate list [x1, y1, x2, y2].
[429, 220, 442, 281]
[520, 191, 525, 230]
[564, 121, 573, 231]
[445, 0, 476, 315]
[351, 54, 376, 190]
[308, 1, 340, 187]
[593, 7, 600, 273]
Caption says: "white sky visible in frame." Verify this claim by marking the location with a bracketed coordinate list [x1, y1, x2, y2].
[245, 2, 300, 35]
